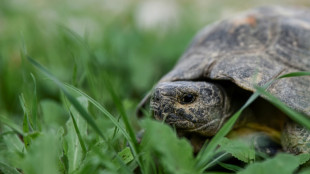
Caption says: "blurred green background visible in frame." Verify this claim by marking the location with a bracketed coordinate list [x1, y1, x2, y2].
[0, 0, 310, 131]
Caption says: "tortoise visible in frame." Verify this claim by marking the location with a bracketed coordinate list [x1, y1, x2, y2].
[138, 6, 310, 154]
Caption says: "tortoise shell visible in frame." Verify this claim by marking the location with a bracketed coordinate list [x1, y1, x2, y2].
[152, 6, 310, 116]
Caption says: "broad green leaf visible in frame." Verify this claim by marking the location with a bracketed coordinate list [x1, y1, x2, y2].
[195, 109, 245, 171]
[219, 138, 255, 163]
[299, 167, 310, 174]
[40, 100, 67, 128]
[2, 126, 24, 153]
[0, 162, 20, 174]
[65, 96, 88, 173]
[75, 140, 132, 174]
[56, 127, 69, 174]
[0, 115, 24, 136]
[141, 119, 197, 174]
[19, 131, 60, 174]
[238, 153, 299, 174]
[118, 147, 134, 164]
[297, 153, 310, 165]
[103, 74, 142, 167]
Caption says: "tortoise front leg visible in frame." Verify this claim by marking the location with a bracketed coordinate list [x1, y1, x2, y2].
[281, 121, 310, 154]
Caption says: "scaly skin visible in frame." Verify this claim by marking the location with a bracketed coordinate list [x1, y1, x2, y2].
[282, 122, 310, 154]
[150, 81, 233, 137]
[151, 80, 308, 154]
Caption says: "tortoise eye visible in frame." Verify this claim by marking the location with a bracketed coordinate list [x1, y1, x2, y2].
[180, 93, 196, 104]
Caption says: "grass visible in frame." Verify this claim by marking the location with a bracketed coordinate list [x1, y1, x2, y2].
[1, 1, 310, 174]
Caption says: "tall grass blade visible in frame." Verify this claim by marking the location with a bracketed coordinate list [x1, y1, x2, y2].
[19, 94, 32, 149]
[30, 73, 38, 131]
[26, 56, 106, 140]
[64, 84, 143, 171]
[0, 115, 24, 136]
[278, 71, 310, 79]
[195, 109, 244, 171]
[258, 71, 310, 129]
[203, 152, 230, 170]
[27, 56, 135, 174]
[103, 74, 143, 171]
[218, 161, 243, 172]
[255, 86, 310, 130]
[1, 126, 25, 153]
[64, 81, 141, 171]
[64, 83, 130, 140]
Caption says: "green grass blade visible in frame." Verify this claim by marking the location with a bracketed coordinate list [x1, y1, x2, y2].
[64, 84, 140, 173]
[20, 94, 31, 149]
[255, 71, 310, 129]
[30, 73, 38, 131]
[0, 162, 21, 174]
[19, 94, 33, 131]
[63, 96, 89, 173]
[278, 71, 310, 79]
[27, 56, 135, 173]
[63, 83, 130, 140]
[103, 75, 138, 145]
[67, 83, 143, 171]
[22, 111, 30, 149]
[26, 56, 106, 141]
[69, 110, 87, 155]
[0, 115, 24, 136]
[195, 109, 243, 171]
[255, 86, 310, 130]
[1, 126, 25, 153]
[218, 162, 243, 172]
[203, 152, 230, 170]
[102, 74, 145, 172]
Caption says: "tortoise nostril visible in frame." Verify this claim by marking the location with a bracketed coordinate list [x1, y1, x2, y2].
[153, 94, 160, 102]
[151, 90, 161, 102]
[155, 96, 160, 101]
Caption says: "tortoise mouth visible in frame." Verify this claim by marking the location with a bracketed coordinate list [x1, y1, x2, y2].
[151, 107, 221, 136]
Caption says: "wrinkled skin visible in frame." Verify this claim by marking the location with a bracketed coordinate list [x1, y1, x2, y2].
[150, 81, 233, 136]
[150, 81, 310, 155]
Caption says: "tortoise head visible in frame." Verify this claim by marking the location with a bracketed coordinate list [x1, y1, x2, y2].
[150, 81, 233, 136]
